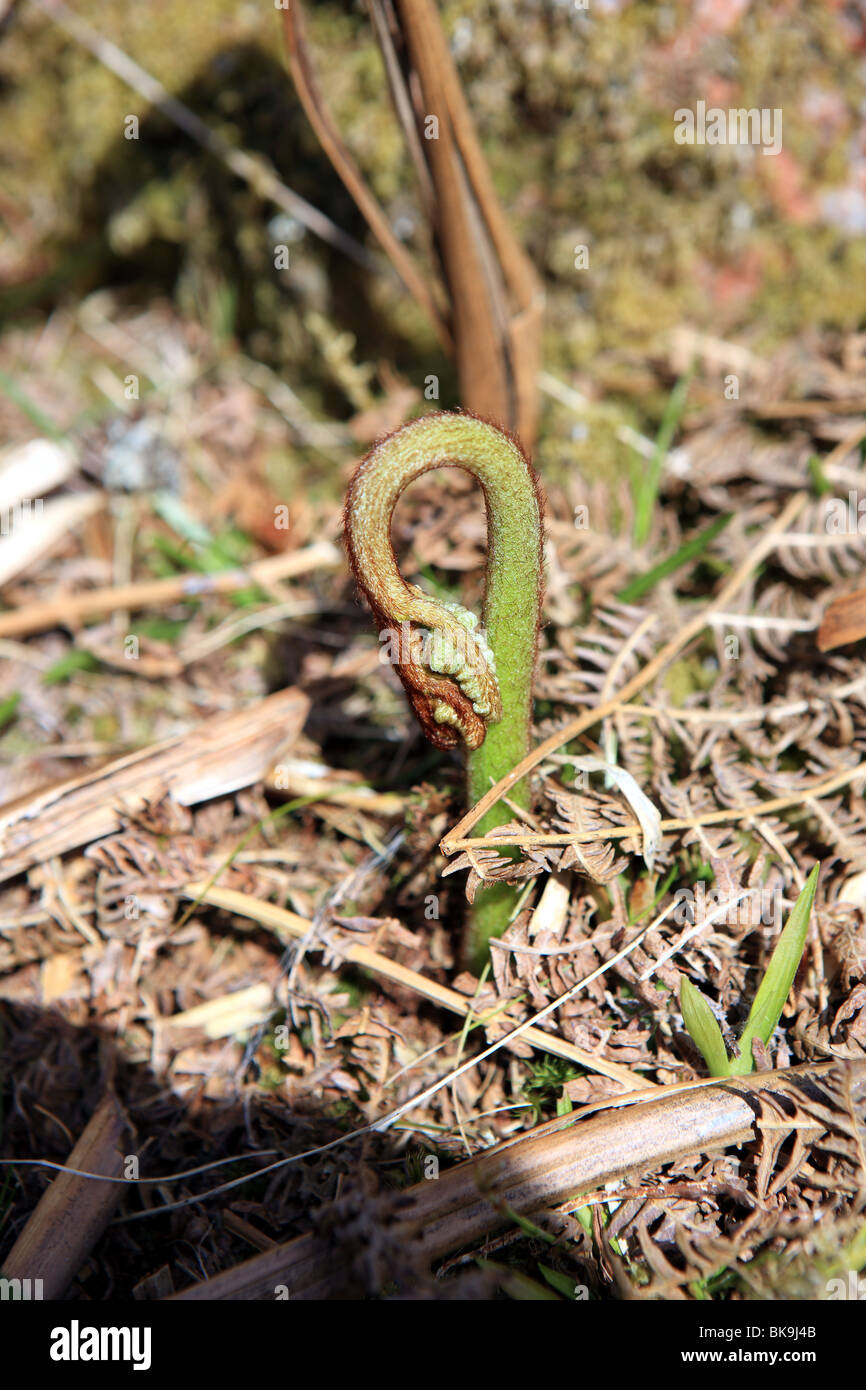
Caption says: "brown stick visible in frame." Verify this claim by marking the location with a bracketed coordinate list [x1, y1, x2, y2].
[391, 2, 512, 430]
[753, 399, 866, 418]
[2, 1092, 129, 1300]
[445, 761, 866, 853]
[169, 1059, 866, 1299]
[817, 586, 866, 652]
[391, 0, 543, 444]
[280, 1, 452, 351]
[280, 0, 543, 446]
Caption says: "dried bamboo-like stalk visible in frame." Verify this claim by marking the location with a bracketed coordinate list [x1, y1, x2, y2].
[281, 0, 543, 446]
[170, 1059, 866, 1299]
[181, 880, 651, 1087]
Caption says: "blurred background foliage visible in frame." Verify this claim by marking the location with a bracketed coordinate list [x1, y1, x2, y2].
[1, 0, 864, 484]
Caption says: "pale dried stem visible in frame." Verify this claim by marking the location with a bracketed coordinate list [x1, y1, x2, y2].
[448, 761, 866, 853]
[0, 543, 339, 640]
[181, 881, 653, 1090]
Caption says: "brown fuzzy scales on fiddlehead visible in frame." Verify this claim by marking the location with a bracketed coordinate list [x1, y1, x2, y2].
[344, 411, 543, 754]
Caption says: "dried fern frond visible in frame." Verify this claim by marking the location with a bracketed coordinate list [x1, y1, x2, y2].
[775, 497, 866, 580]
[545, 784, 631, 883]
[804, 795, 866, 869]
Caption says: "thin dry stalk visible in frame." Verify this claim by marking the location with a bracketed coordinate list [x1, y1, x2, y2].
[281, 0, 543, 444]
[181, 881, 652, 1089]
[442, 488, 810, 853]
[280, 0, 451, 352]
[0, 542, 339, 640]
[448, 761, 866, 853]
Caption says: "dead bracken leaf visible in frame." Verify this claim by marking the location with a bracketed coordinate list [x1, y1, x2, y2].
[818, 585, 866, 651]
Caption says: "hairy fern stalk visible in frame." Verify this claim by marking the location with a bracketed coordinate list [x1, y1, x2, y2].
[344, 410, 544, 967]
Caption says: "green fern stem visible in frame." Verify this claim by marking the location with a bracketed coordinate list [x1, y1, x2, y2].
[344, 410, 544, 968]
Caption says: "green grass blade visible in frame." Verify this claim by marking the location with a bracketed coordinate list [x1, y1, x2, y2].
[617, 512, 732, 604]
[0, 369, 65, 439]
[0, 692, 21, 733]
[680, 976, 730, 1076]
[476, 1259, 563, 1299]
[538, 1263, 584, 1298]
[807, 454, 832, 496]
[632, 371, 692, 547]
[729, 864, 819, 1075]
[40, 650, 100, 685]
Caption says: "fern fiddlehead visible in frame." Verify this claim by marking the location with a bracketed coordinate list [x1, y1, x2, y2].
[344, 410, 544, 964]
